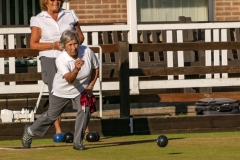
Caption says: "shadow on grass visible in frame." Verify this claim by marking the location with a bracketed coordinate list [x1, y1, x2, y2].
[0, 144, 72, 150]
[0, 137, 185, 150]
[168, 153, 182, 155]
[168, 137, 185, 140]
[101, 136, 185, 141]
[86, 137, 185, 149]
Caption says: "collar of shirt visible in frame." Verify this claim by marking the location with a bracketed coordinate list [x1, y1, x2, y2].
[62, 50, 79, 62]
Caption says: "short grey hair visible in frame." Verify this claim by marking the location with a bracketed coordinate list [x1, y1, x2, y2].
[60, 30, 80, 49]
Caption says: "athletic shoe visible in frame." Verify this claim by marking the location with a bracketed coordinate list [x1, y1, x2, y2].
[73, 143, 85, 150]
[22, 124, 34, 148]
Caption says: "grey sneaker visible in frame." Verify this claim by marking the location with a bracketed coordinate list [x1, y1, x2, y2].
[73, 143, 85, 150]
[22, 124, 34, 148]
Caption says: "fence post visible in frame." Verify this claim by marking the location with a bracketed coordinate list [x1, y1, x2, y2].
[118, 41, 130, 118]
[127, 0, 140, 95]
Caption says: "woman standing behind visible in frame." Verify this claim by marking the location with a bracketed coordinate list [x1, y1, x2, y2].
[30, 0, 87, 135]
[22, 30, 99, 150]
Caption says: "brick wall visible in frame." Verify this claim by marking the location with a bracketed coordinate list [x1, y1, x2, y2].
[69, 0, 127, 24]
[215, 0, 240, 21]
[69, 0, 240, 23]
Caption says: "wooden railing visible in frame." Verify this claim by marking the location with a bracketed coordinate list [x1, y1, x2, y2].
[2, 22, 240, 95]
[2, 20, 240, 117]
[116, 41, 240, 117]
[2, 41, 240, 118]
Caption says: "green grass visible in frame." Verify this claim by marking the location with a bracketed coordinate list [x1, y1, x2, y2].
[1, 132, 240, 160]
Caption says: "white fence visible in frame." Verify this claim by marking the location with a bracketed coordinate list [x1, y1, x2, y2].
[1, 0, 240, 118]
[0, 22, 240, 117]
[1, 21, 240, 93]
[2, 0, 239, 95]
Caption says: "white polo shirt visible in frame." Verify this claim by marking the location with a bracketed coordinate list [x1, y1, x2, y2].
[52, 45, 99, 98]
[30, 9, 79, 58]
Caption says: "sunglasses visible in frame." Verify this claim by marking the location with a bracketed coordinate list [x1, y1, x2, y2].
[50, 0, 61, 2]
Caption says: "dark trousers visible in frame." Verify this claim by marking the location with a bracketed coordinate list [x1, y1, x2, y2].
[30, 94, 91, 144]
[40, 56, 57, 104]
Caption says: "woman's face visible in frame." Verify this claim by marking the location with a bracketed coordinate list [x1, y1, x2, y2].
[65, 39, 79, 59]
[46, 0, 61, 12]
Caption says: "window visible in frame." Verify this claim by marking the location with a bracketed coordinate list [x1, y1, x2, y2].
[0, 0, 41, 26]
[137, 0, 210, 22]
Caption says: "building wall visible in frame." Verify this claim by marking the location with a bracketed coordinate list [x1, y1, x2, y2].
[69, 0, 127, 24]
[215, 0, 240, 21]
[69, 0, 240, 23]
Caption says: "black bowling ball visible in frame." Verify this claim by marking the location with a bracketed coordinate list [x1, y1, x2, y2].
[63, 132, 74, 143]
[86, 132, 98, 142]
[92, 131, 100, 141]
[156, 135, 168, 147]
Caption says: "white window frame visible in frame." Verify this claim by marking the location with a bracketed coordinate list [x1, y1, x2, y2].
[136, 0, 214, 22]
[208, 0, 214, 21]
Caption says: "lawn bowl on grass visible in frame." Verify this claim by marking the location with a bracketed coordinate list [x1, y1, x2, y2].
[156, 135, 168, 147]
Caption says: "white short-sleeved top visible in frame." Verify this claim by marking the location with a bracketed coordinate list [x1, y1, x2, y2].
[30, 9, 79, 58]
[52, 46, 99, 98]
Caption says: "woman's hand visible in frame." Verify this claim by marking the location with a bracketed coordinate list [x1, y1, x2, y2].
[85, 88, 93, 97]
[74, 58, 84, 70]
[53, 41, 63, 51]
[64, 58, 84, 83]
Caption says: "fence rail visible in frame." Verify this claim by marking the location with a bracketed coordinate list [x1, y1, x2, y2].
[1, 41, 240, 117]
[2, 21, 240, 117]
